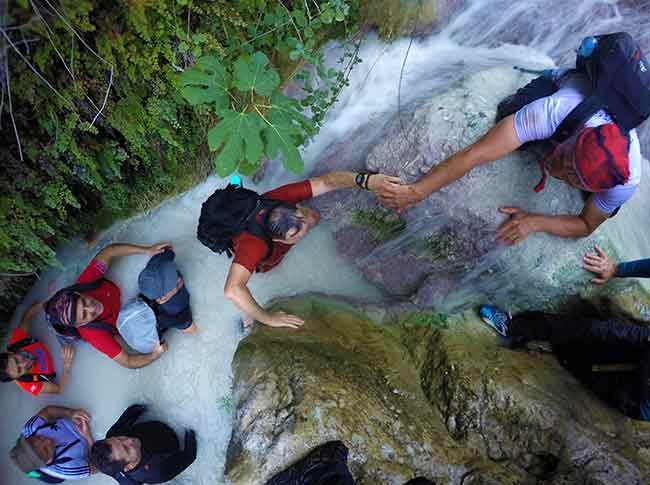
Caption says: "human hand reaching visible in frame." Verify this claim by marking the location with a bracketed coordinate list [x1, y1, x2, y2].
[373, 175, 424, 211]
[148, 243, 172, 255]
[583, 245, 617, 285]
[496, 207, 536, 246]
[264, 311, 304, 329]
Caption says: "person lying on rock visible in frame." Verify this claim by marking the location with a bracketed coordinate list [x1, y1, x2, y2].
[44, 243, 170, 369]
[0, 302, 74, 396]
[478, 304, 650, 421]
[217, 172, 393, 330]
[90, 404, 197, 485]
[583, 244, 650, 285]
[377, 39, 643, 246]
[10, 405, 95, 482]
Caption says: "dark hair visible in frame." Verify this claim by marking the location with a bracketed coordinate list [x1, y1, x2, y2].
[90, 440, 126, 477]
[0, 353, 13, 382]
[266, 203, 302, 239]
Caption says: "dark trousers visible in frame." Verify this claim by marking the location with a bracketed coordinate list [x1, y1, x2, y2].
[510, 312, 650, 420]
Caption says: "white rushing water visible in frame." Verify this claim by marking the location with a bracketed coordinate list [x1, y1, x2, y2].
[3, 0, 650, 483]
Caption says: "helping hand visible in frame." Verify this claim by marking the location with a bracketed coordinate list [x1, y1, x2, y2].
[583, 245, 617, 285]
[371, 175, 423, 211]
[148, 243, 172, 255]
[496, 207, 536, 246]
[265, 311, 304, 329]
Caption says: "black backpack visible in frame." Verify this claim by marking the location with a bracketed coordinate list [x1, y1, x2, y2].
[555, 32, 650, 141]
[197, 184, 282, 260]
[6, 338, 57, 383]
[266, 441, 355, 485]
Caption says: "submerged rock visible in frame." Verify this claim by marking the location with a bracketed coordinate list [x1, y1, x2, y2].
[225, 295, 650, 484]
[308, 67, 650, 313]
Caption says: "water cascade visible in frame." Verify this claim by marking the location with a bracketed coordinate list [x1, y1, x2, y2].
[2, 0, 650, 483]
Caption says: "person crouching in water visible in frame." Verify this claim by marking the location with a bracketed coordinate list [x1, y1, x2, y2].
[90, 404, 197, 484]
[44, 243, 170, 369]
[10, 405, 95, 482]
[138, 248, 197, 336]
[1, 302, 73, 396]
[220, 171, 396, 331]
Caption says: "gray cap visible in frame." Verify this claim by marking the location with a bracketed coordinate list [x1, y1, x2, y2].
[138, 249, 179, 300]
[10, 436, 46, 473]
[117, 299, 159, 354]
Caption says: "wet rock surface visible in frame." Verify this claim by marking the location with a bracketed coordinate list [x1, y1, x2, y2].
[307, 67, 650, 313]
[225, 295, 650, 484]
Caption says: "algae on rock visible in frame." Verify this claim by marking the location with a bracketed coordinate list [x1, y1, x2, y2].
[225, 295, 650, 484]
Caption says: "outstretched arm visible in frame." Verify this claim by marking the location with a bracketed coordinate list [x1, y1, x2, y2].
[377, 115, 522, 209]
[583, 245, 650, 285]
[495, 197, 609, 246]
[309, 171, 400, 198]
[94, 242, 171, 268]
[224, 263, 304, 329]
[17, 302, 43, 332]
[112, 344, 167, 369]
[41, 345, 74, 395]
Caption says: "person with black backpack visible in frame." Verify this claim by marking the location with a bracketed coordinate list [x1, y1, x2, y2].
[44, 242, 171, 369]
[198, 171, 395, 330]
[0, 302, 74, 396]
[377, 32, 649, 246]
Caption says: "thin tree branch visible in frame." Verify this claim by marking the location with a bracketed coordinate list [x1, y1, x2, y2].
[4, 48, 24, 161]
[0, 27, 75, 108]
[91, 64, 112, 127]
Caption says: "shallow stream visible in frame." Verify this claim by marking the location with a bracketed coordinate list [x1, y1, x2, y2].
[2, 0, 650, 483]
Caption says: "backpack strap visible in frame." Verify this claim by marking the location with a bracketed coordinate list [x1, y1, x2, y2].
[552, 95, 604, 142]
[7, 337, 38, 353]
[16, 372, 56, 383]
[82, 320, 116, 333]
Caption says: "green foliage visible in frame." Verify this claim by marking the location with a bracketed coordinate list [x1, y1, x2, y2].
[179, 0, 362, 177]
[352, 208, 407, 241]
[0, 0, 361, 320]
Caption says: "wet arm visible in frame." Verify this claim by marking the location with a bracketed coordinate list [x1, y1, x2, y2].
[224, 263, 269, 323]
[413, 115, 522, 199]
[524, 198, 608, 238]
[113, 347, 164, 369]
[616, 259, 650, 278]
[36, 405, 75, 422]
[17, 302, 42, 332]
[95, 243, 170, 267]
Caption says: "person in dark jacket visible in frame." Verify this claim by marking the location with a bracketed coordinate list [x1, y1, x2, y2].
[478, 304, 650, 421]
[89, 404, 196, 484]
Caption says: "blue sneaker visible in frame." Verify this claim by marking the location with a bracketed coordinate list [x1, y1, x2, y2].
[478, 304, 511, 337]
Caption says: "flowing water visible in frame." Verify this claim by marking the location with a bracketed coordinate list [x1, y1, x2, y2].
[3, 0, 650, 483]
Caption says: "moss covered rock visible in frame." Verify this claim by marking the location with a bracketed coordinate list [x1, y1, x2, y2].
[225, 295, 650, 484]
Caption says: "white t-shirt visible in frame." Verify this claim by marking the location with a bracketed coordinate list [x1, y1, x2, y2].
[514, 72, 642, 214]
